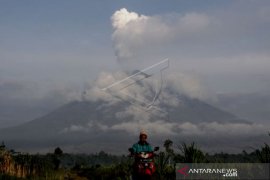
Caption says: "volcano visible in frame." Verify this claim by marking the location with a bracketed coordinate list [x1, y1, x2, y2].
[0, 94, 259, 154]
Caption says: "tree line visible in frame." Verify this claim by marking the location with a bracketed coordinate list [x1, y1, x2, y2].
[0, 134, 269, 180]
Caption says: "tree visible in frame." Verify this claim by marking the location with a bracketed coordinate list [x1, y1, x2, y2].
[54, 147, 63, 156]
[177, 142, 206, 163]
[53, 147, 63, 170]
[256, 133, 270, 163]
[163, 139, 174, 165]
[164, 139, 174, 154]
[0, 141, 6, 151]
[156, 139, 176, 180]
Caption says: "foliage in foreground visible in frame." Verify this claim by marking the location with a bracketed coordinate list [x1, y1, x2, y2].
[0, 133, 269, 180]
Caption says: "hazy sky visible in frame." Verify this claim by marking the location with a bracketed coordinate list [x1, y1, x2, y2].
[1, 0, 270, 126]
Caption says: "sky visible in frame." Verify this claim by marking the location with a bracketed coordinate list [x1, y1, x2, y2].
[0, 0, 270, 127]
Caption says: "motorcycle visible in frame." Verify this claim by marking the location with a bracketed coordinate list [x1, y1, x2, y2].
[128, 146, 159, 180]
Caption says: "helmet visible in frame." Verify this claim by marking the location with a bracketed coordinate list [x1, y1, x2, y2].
[140, 130, 147, 137]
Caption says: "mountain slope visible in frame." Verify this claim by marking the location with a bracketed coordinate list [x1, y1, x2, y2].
[0, 96, 251, 153]
[212, 92, 270, 123]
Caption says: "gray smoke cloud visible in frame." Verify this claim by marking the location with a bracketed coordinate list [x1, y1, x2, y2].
[111, 8, 210, 65]
[66, 7, 269, 139]
[2, 5, 269, 141]
[84, 70, 208, 103]
[110, 6, 270, 94]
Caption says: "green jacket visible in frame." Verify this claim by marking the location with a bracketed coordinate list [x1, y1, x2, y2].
[132, 141, 153, 153]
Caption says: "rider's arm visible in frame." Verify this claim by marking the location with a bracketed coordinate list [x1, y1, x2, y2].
[132, 143, 138, 154]
[148, 144, 153, 152]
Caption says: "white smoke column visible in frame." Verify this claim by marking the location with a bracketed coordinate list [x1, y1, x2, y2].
[111, 8, 210, 63]
[111, 8, 149, 62]
[111, 8, 145, 29]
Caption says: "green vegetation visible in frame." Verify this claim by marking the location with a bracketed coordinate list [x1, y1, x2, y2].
[254, 132, 270, 163]
[1, 134, 269, 180]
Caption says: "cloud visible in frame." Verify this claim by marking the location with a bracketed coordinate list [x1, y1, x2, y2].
[165, 72, 208, 100]
[60, 124, 90, 133]
[138, 121, 267, 137]
[258, 6, 270, 23]
[0, 80, 40, 100]
[111, 8, 211, 63]
[111, 8, 148, 29]
[83, 72, 119, 102]
[60, 121, 110, 134]
[185, 53, 270, 75]
[60, 69, 268, 139]
[111, 120, 176, 136]
[60, 119, 268, 139]
[0, 79, 86, 127]
[110, 5, 270, 84]
[84, 67, 209, 107]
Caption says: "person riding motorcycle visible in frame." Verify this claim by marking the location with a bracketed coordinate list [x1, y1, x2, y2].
[132, 130, 153, 153]
[129, 130, 158, 180]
